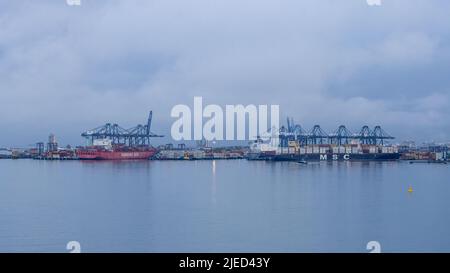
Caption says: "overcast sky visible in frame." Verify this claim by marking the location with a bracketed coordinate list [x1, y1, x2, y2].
[1, 0, 450, 146]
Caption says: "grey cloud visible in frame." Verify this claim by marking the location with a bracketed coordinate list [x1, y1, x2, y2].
[0, 0, 449, 145]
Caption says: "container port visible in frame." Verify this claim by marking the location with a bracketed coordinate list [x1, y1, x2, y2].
[1, 112, 448, 163]
[247, 117, 449, 162]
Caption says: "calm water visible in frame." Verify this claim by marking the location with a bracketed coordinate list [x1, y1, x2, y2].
[0, 159, 449, 252]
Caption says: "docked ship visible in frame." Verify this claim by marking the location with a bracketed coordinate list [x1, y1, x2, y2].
[246, 123, 400, 162]
[76, 140, 158, 160]
[271, 145, 400, 161]
[76, 111, 162, 160]
[0, 148, 13, 159]
[248, 141, 400, 162]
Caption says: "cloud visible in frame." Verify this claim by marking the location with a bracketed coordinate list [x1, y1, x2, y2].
[0, 0, 449, 145]
[376, 32, 437, 64]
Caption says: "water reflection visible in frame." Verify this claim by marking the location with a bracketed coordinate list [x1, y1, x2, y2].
[211, 160, 216, 205]
[0, 159, 449, 252]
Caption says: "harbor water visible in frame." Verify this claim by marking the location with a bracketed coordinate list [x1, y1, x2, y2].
[0, 159, 449, 252]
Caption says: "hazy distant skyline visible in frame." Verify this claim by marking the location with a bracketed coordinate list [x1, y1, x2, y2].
[1, 0, 450, 146]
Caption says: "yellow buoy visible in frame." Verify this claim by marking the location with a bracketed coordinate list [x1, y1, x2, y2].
[408, 186, 413, 193]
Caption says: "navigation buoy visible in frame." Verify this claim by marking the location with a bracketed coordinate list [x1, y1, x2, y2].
[408, 186, 413, 193]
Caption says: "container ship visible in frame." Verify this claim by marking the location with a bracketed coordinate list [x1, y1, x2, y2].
[76, 111, 162, 160]
[248, 141, 399, 161]
[246, 121, 401, 162]
[76, 140, 158, 160]
[247, 130, 400, 162]
[271, 145, 400, 161]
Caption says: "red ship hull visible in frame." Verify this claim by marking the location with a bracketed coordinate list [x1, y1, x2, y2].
[76, 147, 158, 160]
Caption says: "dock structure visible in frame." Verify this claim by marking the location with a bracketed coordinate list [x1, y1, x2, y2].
[279, 117, 395, 147]
[156, 145, 246, 160]
[81, 111, 163, 146]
